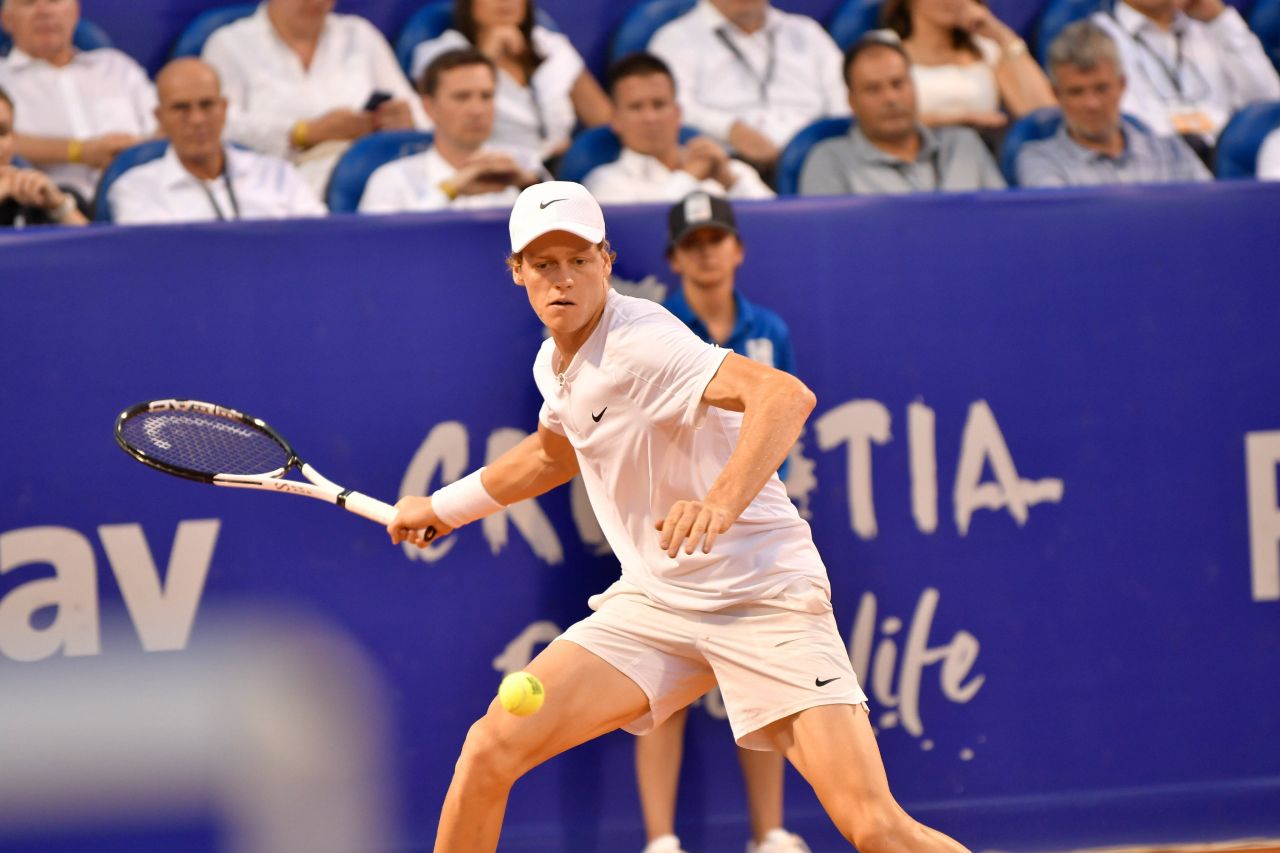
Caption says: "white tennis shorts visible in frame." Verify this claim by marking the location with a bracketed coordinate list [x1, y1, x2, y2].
[557, 578, 867, 750]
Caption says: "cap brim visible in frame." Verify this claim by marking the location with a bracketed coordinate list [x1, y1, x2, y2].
[669, 220, 737, 250]
[512, 222, 607, 253]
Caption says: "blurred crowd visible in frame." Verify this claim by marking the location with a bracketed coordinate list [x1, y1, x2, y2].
[2, 0, 1278, 229]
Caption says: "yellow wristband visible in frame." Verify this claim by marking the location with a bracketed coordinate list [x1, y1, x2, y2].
[67, 139, 84, 164]
[439, 180, 459, 201]
[291, 121, 309, 150]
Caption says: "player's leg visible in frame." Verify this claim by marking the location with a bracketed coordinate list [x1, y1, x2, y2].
[737, 744, 784, 843]
[760, 704, 970, 852]
[434, 638, 650, 853]
[635, 706, 689, 849]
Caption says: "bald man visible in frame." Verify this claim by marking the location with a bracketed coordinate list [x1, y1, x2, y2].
[108, 58, 326, 224]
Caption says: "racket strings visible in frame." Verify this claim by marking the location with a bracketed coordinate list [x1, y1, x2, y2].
[120, 411, 291, 476]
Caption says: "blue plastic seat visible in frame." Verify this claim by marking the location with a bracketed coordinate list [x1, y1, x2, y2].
[556, 124, 700, 184]
[395, 1, 561, 79]
[92, 139, 170, 222]
[775, 116, 854, 195]
[0, 19, 113, 57]
[170, 4, 257, 58]
[828, 0, 885, 51]
[324, 130, 434, 212]
[1033, 0, 1107, 65]
[1251, 0, 1280, 74]
[610, 0, 696, 63]
[999, 106, 1064, 185]
[1215, 100, 1280, 178]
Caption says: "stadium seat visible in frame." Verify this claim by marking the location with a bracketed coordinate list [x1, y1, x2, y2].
[395, 1, 561, 79]
[92, 139, 169, 222]
[324, 130, 433, 212]
[556, 124, 700, 184]
[170, 4, 256, 58]
[1251, 0, 1280, 73]
[1033, 0, 1108, 65]
[775, 116, 854, 195]
[1215, 100, 1280, 178]
[0, 19, 113, 57]
[610, 0, 696, 63]
[828, 0, 885, 51]
[999, 106, 1064, 186]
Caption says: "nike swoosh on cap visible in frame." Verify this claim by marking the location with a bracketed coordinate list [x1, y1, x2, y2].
[539, 199, 567, 209]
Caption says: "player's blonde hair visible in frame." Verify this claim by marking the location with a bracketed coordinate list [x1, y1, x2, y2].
[506, 238, 617, 272]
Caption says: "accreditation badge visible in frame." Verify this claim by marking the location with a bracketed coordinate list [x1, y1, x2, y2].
[1169, 109, 1214, 136]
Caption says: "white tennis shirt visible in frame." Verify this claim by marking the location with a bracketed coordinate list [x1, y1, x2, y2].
[534, 290, 828, 611]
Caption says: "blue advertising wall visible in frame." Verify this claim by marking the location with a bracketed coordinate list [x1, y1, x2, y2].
[2, 185, 1280, 852]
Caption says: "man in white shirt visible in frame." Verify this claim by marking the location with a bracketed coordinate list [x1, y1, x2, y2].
[386, 181, 974, 853]
[0, 0, 155, 201]
[359, 49, 542, 214]
[108, 59, 325, 225]
[1259, 126, 1280, 180]
[201, 0, 429, 196]
[1092, 0, 1280, 147]
[649, 0, 848, 170]
[584, 52, 773, 204]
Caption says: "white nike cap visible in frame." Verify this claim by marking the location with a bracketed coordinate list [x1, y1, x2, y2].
[508, 181, 606, 253]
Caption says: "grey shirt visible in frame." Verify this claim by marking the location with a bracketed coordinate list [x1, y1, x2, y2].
[1016, 122, 1212, 187]
[799, 123, 1006, 195]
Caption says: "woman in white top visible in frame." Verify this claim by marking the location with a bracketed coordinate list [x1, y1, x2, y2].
[881, 0, 1055, 132]
[410, 0, 611, 163]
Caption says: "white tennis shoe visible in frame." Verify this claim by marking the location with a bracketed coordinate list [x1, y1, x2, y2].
[642, 834, 688, 853]
[746, 828, 812, 853]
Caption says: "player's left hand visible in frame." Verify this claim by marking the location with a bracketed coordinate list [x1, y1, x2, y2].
[656, 499, 735, 557]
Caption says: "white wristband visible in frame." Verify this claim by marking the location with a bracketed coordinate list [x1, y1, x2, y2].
[431, 468, 504, 528]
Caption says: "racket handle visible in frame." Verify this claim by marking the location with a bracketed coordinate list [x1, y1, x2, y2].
[339, 491, 397, 527]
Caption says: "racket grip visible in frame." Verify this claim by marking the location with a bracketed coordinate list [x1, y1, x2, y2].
[340, 491, 397, 527]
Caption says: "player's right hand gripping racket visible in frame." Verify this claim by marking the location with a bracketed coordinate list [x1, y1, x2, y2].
[115, 399, 434, 540]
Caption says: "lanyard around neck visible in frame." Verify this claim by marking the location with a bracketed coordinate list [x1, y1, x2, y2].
[714, 25, 777, 104]
[1109, 10, 1191, 98]
[197, 155, 242, 222]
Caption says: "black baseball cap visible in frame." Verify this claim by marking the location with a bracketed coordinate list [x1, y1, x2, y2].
[667, 192, 738, 250]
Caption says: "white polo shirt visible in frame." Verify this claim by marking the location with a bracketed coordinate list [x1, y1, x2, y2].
[0, 47, 156, 199]
[534, 290, 828, 612]
[649, 0, 849, 148]
[202, 4, 429, 159]
[410, 26, 585, 162]
[108, 145, 326, 224]
[583, 146, 775, 204]
[1093, 2, 1280, 139]
[358, 144, 543, 213]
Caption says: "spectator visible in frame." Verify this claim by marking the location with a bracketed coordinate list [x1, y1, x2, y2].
[639, 192, 800, 853]
[1259, 126, 1280, 180]
[360, 49, 543, 213]
[1018, 22, 1209, 187]
[584, 53, 773, 204]
[0, 85, 87, 227]
[0, 0, 154, 202]
[1091, 0, 1280, 150]
[108, 59, 326, 225]
[800, 35, 1004, 195]
[649, 0, 848, 172]
[410, 0, 611, 165]
[202, 0, 428, 197]
[880, 0, 1055, 133]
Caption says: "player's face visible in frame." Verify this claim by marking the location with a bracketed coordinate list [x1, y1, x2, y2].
[669, 227, 743, 289]
[0, 100, 14, 166]
[425, 63, 497, 149]
[512, 231, 613, 344]
[611, 73, 681, 158]
[848, 48, 918, 145]
[1, 0, 78, 61]
[156, 67, 228, 163]
[1055, 62, 1125, 143]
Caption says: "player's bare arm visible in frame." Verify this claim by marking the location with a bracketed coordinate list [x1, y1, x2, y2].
[657, 353, 816, 557]
[388, 422, 578, 547]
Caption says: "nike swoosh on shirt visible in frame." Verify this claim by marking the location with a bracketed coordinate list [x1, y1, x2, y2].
[591, 407, 607, 422]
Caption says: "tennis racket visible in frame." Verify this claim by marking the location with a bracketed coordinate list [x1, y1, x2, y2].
[114, 398, 434, 540]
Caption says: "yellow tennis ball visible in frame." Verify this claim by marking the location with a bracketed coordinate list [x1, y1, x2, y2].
[498, 671, 545, 717]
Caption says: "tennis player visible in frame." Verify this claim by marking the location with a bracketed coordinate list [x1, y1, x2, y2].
[387, 181, 971, 853]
